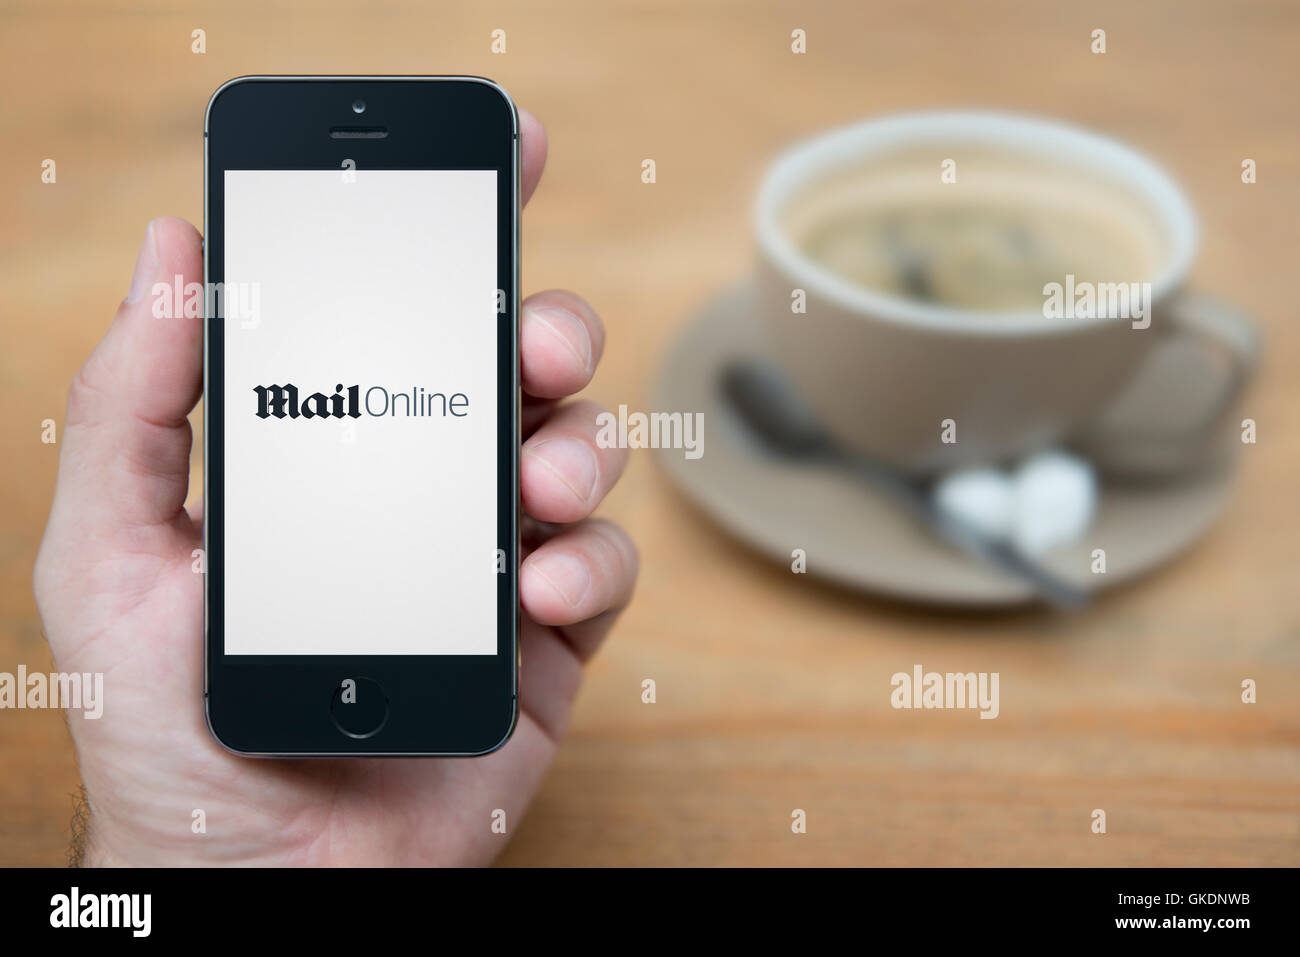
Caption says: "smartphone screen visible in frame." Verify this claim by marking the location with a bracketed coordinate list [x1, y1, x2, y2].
[204, 78, 519, 756]
[222, 169, 498, 655]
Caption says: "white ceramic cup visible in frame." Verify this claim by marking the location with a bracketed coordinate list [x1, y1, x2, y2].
[755, 111, 1257, 475]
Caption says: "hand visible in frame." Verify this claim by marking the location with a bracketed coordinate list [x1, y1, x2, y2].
[32, 110, 637, 866]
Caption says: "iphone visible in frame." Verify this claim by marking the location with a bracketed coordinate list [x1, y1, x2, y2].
[203, 76, 519, 755]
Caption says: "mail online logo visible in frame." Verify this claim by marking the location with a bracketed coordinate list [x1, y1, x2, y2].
[252, 384, 471, 419]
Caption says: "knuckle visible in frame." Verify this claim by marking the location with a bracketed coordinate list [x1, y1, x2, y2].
[66, 355, 110, 428]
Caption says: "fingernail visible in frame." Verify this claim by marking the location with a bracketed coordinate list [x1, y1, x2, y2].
[527, 437, 598, 503]
[529, 551, 592, 608]
[125, 220, 159, 304]
[529, 306, 592, 376]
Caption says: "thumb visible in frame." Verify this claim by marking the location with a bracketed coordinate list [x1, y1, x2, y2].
[52, 216, 204, 534]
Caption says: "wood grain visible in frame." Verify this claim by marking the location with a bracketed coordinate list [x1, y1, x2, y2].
[1, 0, 1296, 866]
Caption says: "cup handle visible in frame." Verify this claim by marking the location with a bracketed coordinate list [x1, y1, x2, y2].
[1151, 289, 1260, 437]
[1073, 289, 1260, 477]
[1103, 290, 1259, 443]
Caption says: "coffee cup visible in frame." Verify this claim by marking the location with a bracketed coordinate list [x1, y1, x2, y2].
[754, 111, 1257, 476]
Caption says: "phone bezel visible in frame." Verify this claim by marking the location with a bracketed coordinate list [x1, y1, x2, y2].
[203, 76, 520, 756]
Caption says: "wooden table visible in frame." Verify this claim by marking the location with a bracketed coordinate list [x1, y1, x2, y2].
[1, 0, 1296, 866]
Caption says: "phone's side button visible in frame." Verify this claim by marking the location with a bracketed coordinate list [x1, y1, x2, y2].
[329, 678, 389, 739]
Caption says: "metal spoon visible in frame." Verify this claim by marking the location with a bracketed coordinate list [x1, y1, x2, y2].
[719, 359, 1090, 610]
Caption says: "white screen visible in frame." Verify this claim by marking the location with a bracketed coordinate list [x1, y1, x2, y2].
[222, 169, 499, 655]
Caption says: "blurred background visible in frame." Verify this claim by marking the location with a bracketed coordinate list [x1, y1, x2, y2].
[1, 0, 1297, 865]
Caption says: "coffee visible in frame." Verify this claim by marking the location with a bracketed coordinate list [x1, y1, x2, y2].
[755, 113, 1249, 475]
[784, 149, 1169, 312]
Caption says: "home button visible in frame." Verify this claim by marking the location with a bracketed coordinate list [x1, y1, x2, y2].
[330, 678, 389, 739]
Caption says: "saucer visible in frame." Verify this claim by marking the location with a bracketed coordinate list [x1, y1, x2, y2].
[650, 281, 1240, 606]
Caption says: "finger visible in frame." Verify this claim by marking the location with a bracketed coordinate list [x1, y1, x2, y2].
[520, 107, 547, 206]
[520, 519, 639, 649]
[517, 617, 584, 741]
[55, 216, 203, 531]
[521, 290, 605, 400]
[521, 400, 628, 524]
